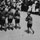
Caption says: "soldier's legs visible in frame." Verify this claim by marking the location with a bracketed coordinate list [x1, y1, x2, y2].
[29, 24, 34, 34]
[15, 19, 21, 29]
[17, 19, 20, 27]
[8, 18, 13, 30]
[30, 27, 34, 34]
[0, 25, 1, 30]
[27, 23, 31, 33]
[0, 20, 2, 31]
[15, 23, 17, 29]
[5, 18, 8, 30]
[0, 19, 2, 30]
[1, 19, 7, 31]
[7, 19, 10, 30]
[27, 23, 30, 30]
[1, 19, 5, 31]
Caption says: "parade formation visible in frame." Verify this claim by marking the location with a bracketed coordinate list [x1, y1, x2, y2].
[0, 0, 40, 34]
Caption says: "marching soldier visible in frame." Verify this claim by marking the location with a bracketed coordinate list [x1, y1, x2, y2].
[25, 12, 34, 34]
[14, 8, 21, 29]
[0, 0, 7, 31]
[7, 12, 14, 30]
[0, 12, 3, 31]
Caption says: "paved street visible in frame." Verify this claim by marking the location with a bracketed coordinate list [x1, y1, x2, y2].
[0, 10, 40, 40]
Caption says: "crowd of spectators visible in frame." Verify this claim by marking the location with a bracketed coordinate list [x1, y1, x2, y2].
[0, 0, 39, 12]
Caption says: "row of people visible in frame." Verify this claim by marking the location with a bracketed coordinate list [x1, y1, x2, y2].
[0, 8, 34, 34]
[0, 8, 21, 31]
[21, 0, 39, 13]
[0, 0, 39, 13]
[0, 0, 37, 34]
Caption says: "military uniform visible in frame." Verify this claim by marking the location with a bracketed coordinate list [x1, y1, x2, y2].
[8, 12, 13, 24]
[14, 11, 20, 24]
[26, 15, 32, 28]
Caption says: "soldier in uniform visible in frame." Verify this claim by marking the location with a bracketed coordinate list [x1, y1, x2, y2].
[14, 8, 21, 29]
[25, 12, 34, 34]
[0, 0, 7, 31]
[1, 13, 7, 31]
[7, 12, 14, 30]
[0, 12, 2, 31]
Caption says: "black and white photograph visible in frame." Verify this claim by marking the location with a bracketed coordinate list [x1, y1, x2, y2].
[0, 0, 40, 40]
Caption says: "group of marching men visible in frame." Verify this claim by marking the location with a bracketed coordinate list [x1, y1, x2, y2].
[0, 8, 21, 31]
[0, 0, 39, 34]
[0, 0, 22, 31]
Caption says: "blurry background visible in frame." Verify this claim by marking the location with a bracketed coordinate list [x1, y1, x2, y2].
[0, 0, 40, 40]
